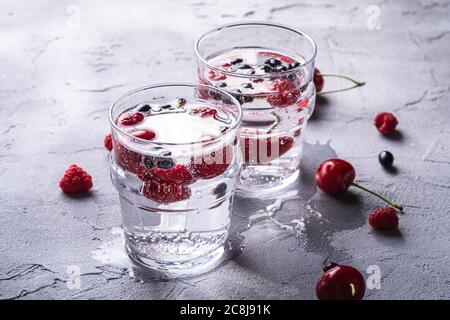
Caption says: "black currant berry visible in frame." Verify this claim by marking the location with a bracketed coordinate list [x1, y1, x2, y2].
[237, 64, 252, 70]
[241, 83, 253, 89]
[144, 156, 174, 169]
[138, 104, 151, 113]
[212, 182, 227, 199]
[265, 58, 281, 67]
[378, 151, 394, 168]
[230, 58, 243, 65]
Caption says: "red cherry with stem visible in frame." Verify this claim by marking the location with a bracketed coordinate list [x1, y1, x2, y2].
[315, 159, 403, 211]
[314, 68, 365, 95]
[315, 159, 355, 194]
[316, 263, 366, 300]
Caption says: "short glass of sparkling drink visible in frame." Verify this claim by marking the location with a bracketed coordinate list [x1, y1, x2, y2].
[195, 22, 317, 197]
[109, 83, 242, 275]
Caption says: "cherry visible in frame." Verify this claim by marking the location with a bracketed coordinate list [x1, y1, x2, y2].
[313, 68, 324, 92]
[315, 159, 403, 211]
[313, 68, 365, 95]
[374, 112, 398, 135]
[315, 159, 355, 194]
[316, 263, 366, 300]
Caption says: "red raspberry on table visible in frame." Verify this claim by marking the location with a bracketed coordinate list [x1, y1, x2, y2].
[59, 164, 93, 193]
[241, 132, 294, 164]
[190, 107, 218, 117]
[368, 207, 399, 230]
[139, 164, 193, 184]
[266, 79, 301, 107]
[141, 181, 190, 204]
[374, 112, 398, 135]
[190, 146, 233, 179]
[104, 133, 112, 151]
[314, 68, 324, 92]
[118, 112, 144, 126]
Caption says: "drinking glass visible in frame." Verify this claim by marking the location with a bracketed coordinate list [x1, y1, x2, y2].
[109, 83, 242, 275]
[195, 22, 317, 197]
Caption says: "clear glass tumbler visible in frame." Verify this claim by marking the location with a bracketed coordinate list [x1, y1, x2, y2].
[195, 22, 317, 197]
[109, 83, 242, 275]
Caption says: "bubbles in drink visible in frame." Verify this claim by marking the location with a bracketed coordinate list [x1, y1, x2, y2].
[110, 94, 241, 273]
[199, 48, 316, 195]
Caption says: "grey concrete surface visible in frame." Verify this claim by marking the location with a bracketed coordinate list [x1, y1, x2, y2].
[1, 0, 450, 300]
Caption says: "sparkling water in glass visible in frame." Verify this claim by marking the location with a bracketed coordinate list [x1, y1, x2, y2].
[109, 83, 242, 275]
[195, 22, 317, 197]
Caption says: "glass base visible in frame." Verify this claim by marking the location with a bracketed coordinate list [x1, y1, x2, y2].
[237, 167, 299, 199]
[126, 242, 226, 278]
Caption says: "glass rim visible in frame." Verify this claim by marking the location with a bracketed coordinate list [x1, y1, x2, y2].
[109, 82, 243, 147]
[194, 21, 317, 79]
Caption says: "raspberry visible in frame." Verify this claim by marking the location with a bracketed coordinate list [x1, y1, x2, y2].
[114, 142, 144, 175]
[266, 79, 300, 107]
[104, 133, 112, 151]
[314, 68, 324, 92]
[374, 112, 398, 135]
[208, 69, 227, 81]
[241, 134, 294, 164]
[59, 164, 93, 193]
[368, 207, 399, 230]
[130, 129, 156, 140]
[119, 112, 144, 126]
[190, 107, 218, 117]
[141, 181, 190, 204]
[139, 164, 193, 184]
[190, 146, 233, 179]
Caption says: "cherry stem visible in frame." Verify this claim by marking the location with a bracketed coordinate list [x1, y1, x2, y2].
[351, 182, 404, 211]
[316, 73, 366, 95]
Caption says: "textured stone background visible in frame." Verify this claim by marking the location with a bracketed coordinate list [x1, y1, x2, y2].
[1, 0, 449, 300]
